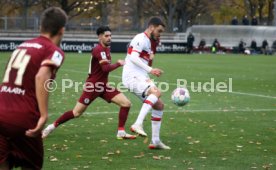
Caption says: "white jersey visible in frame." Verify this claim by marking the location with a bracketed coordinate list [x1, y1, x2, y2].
[123, 32, 153, 77]
[122, 32, 156, 101]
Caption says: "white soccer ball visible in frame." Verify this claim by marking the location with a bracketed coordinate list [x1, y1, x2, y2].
[171, 88, 190, 106]
[244, 49, 251, 55]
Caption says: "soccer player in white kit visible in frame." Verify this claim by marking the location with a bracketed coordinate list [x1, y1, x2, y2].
[122, 17, 170, 149]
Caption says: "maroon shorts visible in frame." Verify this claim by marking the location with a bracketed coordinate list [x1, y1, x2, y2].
[78, 83, 121, 105]
[0, 122, 43, 170]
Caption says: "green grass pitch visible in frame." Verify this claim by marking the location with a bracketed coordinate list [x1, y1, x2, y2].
[0, 52, 275, 170]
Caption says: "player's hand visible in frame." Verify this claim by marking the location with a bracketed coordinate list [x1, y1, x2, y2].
[25, 116, 48, 138]
[117, 59, 125, 66]
[150, 53, 155, 60]
[150, 68, 163, 77]
[25, 128, 41, 138]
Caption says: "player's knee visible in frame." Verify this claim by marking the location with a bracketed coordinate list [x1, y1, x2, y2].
[159, 102, 164, 110]
[72, 110, 83, 117]
[154, 101, 164, 110]
[121, 99, 132, 108]
[153, 90, 162, 98]
[148, 87, 162, 98]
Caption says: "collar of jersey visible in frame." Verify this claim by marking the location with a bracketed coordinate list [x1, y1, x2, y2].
[144, 32, 150, 39]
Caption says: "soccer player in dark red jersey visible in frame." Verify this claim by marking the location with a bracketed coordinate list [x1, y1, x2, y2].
[148, 38, 160, 67]
[42, 26, 136, 140]
[0, 7, 67, 170]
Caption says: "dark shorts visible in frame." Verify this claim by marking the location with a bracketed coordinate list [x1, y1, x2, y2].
[0, 122, 43, 170]
[78, 83, 121, 105]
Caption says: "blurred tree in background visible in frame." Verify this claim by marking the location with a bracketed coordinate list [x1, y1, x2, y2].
[0, 0, 274, 31]
[212, 0, 275, 25]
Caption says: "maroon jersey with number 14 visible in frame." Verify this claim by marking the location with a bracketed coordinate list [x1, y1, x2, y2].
[0, 36, 65, 130]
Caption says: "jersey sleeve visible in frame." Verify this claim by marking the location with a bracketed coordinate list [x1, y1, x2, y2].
[41, 49, 64, 69]
[93, 48, 110, 65]
[93, 48, 121, 72]
[131, 36, 145, 53]
[41, 49, 65, 79]
[128, 51, 152, 73]
[101, 62, 121, 72]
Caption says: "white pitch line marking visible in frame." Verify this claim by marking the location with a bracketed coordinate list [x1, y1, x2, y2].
[229, 91, 276, 99]
[49, 108, 276, 117]
[167, 83, 276, 99]
[81, 108, 276, 115]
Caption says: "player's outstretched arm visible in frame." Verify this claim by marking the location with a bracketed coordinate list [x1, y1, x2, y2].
[101, 59, 124, 72]
[129, 51, 152, 72]
[129, 52, 163, 77]
[26, 66, 52, 137]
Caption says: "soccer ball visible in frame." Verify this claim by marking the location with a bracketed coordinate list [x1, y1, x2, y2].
[171, 88, 190, 106]
[244, 49, 251, 55]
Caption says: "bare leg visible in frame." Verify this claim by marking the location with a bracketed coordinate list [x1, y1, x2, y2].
[111, 93, 135, 139]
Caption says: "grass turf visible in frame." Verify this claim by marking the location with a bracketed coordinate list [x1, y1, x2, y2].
[0, 52, 275, 170]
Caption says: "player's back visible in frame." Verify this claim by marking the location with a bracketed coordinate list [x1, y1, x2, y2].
[0, 36, 64, 129]
[123, 33, 151, 77]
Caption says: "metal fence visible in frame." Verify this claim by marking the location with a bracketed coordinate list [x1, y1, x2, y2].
[0, 16, 104, 31]
[0, 17, 39, 31]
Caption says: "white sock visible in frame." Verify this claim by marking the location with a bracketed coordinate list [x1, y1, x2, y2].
[134, 94, 158, 125]
[151, 109, 163, 144]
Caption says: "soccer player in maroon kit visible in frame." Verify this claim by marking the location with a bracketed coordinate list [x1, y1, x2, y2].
[0, 7, 67, 170]
[149, 38, 160, 67]
[42, 26, 136, 140]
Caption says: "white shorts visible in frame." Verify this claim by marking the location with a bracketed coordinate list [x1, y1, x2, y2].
[123, 74, 156, 101]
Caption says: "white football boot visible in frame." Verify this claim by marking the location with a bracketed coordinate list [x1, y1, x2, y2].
[148, 141, 171, 150]
[117, 131, 136, 140]
[130, 124, 147, 137]
[42, 124, 56, 138]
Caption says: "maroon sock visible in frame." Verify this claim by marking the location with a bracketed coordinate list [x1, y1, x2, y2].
[54, 110, 75, 127]
[118, 107, 130, 130]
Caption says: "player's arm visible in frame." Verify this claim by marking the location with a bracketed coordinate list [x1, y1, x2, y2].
[26, 50, 64, 137]
[25, 66, 52, 137]
[129, 51, 152, 72]
[100, 59, 124, 72]
[95, 49, 124, 72]
[129, 51, 163, 77]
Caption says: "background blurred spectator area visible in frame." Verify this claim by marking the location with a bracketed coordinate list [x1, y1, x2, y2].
[189, 25, 276, 54]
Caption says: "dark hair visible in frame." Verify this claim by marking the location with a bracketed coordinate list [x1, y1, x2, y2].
[148, 17, 165, 27]
[40, 7, 68, 36]
[96, 26, 111, 36]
